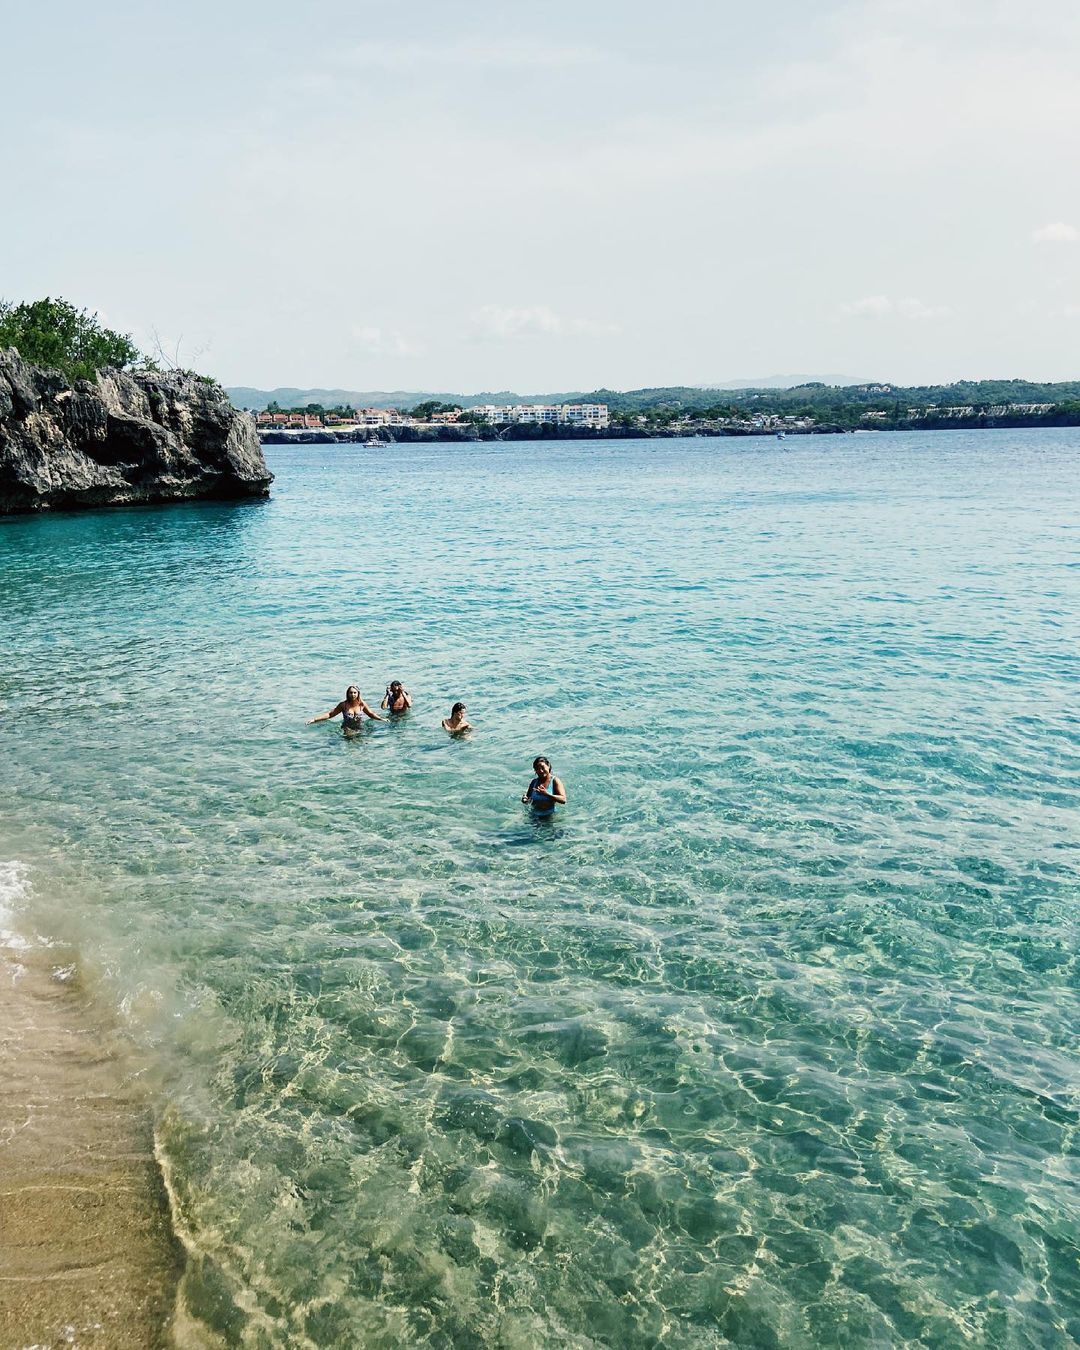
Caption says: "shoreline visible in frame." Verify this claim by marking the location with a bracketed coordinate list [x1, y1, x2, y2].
[258, 419, 1080, 446]
[0, 882, 185, 1348]
[258, 424, 848, 445]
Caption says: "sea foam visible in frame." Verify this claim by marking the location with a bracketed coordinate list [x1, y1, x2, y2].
[0, 859, 33, 957]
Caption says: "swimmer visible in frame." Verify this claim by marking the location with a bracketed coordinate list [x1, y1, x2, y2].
[522, 757, 566, 817]
[307, 685, 383, 731]
[441, 702, 473, 735]
[381, 680, 412, 714]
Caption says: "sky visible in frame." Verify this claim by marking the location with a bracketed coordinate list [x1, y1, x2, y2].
[4, 0, 1080, 391]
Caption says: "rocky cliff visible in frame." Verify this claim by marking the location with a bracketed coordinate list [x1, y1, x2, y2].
[0, 348, 272, 513]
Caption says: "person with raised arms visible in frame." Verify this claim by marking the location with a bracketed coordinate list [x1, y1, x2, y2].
[307, 686, 383, 732]
[381, 680, 412, 714]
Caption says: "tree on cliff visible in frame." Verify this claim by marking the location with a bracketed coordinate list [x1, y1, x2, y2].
[0, 297, 143, 383]
[407, 400, 462, 419]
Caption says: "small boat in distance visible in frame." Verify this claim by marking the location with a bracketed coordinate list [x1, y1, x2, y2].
[776, 430, 786, 440]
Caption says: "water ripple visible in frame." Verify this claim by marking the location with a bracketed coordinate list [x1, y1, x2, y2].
[2, 431, 1079, 1346]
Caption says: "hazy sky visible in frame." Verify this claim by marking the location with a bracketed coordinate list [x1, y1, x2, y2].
[5, 0, 1080, 390]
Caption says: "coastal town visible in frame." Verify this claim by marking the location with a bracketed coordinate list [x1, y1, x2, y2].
[247, 383, 1079, 443]
[252, 401, 838, 442]
[251, 400, 837, 441]
[254, 402, 611, 432]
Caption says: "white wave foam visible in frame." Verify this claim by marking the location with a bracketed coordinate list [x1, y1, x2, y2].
[0, 859, 34, 954]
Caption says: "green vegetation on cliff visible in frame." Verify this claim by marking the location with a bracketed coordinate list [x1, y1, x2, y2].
[0, 297, 146, 384]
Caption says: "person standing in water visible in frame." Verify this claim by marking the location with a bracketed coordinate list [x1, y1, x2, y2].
[307, 686, 383, 731]
[522, 757, 566, 817]
[381, 680, 412, 714]
[441, 702, 472, 735]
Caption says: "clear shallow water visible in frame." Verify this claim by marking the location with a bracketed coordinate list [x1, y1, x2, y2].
[2, 431, 1079, 1347]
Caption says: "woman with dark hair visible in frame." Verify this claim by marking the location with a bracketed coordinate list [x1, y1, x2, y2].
[307, 686, 382, 731]
[381, 680, 412, 714]
[441, 702, 472, 735]
[522, 757, 566, 817]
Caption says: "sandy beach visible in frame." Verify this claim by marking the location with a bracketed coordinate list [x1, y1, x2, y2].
[0, 927, 182, 1348]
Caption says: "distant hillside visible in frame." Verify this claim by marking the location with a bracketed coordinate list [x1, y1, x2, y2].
[597, 380, 1080, 415]
[226, 386, 591, 412]
[226, 381, 865, 411]
[228, 378, 1080, 417]
[701, 374, 870, 390]
[227, 387, 455, 411]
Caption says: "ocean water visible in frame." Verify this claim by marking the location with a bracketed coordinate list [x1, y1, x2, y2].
[1, 431, 1079, 1348]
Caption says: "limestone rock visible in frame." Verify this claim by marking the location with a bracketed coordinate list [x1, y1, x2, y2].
[0, 348, 273, 513]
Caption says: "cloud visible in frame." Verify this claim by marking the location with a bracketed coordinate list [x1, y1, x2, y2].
[1032, 221, 1079, 243]
[470, 305, 621, 340]
[840, 295, 892, 318]
[895, 298, 952, 320]
[840, 295, 951, 321]
[473, 305, 563, 338]
[352, 326, 423, 357]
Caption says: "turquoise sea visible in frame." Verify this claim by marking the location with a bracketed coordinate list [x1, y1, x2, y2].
[2, 431, 1079, 1347]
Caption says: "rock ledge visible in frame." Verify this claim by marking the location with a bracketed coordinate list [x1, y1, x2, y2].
[0, 348, 273, 513]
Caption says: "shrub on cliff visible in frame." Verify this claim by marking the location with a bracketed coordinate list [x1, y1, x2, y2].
[0, 296, 144, 383]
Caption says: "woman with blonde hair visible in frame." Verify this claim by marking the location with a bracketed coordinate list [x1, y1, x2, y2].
[307, 685, 382, 732]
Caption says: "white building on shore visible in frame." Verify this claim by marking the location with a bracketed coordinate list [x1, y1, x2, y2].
[469, 403, 609, 428]
[560, 403, 610, 427]
[353, 407, 418, 428]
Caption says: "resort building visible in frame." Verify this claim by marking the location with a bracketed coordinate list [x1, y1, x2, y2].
[560, 403, 610, 427]
[354, 408, 417, 428]
[986, 403, 1054, 416]
[255, 412, 324, 428]
[469, 403, 610, 428]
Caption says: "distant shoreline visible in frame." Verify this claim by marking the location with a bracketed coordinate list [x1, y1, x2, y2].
[259, 424, 850, 446]
[258, 417, 1079, 447]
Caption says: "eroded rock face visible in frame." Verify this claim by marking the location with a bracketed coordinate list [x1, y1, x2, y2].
[0, 348, 273, 513]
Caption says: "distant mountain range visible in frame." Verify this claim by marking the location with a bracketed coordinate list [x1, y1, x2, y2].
[226, 387, 484, 411]
[226, 377, 872, 411]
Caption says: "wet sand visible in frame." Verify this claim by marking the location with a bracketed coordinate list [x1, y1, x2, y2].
[0, 940, 183, 1348]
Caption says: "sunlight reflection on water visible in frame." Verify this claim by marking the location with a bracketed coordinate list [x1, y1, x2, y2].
[2, 431, 1079, 1346]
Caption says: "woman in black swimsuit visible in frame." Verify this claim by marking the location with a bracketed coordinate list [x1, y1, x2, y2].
[522, 757, 567, 817]
[307, 686, 382, 731]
